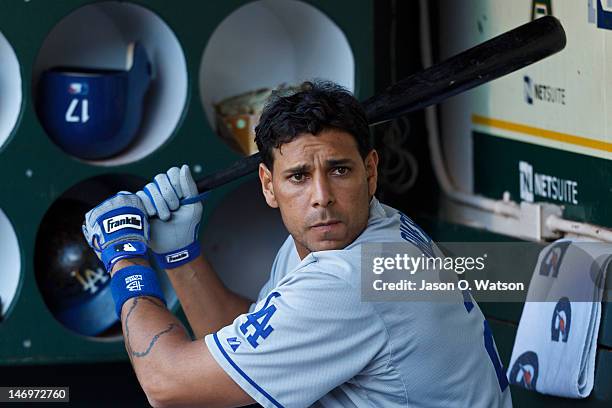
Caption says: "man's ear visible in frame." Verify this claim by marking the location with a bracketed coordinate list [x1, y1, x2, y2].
[259, 162, 279, 208]
[365, 149, 379, 198]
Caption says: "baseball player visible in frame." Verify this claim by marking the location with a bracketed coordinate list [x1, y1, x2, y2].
[82, 81, 512, 407]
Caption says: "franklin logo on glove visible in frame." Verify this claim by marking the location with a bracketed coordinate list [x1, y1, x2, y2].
[103, 214, 143, 234]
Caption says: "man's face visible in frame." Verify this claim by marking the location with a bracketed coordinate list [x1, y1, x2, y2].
[259, 129, 378, 259]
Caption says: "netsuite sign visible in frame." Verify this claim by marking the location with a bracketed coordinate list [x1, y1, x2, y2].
[523, 76, 566, 106]
[519, 161, 579, 205]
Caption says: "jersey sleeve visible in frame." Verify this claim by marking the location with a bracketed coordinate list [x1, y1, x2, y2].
[205, 268, 388, 408]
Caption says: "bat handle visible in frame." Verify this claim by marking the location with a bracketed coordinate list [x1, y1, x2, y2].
[179, 152, 263, 205]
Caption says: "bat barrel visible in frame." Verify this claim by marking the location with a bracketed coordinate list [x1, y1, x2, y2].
[363, 15, 566, 125]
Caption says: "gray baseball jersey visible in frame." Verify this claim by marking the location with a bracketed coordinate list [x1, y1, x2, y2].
[205, 197, 513, 407]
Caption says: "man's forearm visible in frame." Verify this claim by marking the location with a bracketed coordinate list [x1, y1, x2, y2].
[111, 259, 192, 406]
[165, 255, 252, 339]
[110, 258, 254, 408]
[121, 296, 190, 386]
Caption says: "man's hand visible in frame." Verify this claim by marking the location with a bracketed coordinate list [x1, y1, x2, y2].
[82, 192, 149, 273]
[136, 164, 204, 269]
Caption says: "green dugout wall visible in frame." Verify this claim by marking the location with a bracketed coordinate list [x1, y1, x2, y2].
[0, 0, 374, 364]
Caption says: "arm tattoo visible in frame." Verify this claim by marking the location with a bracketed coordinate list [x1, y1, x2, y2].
[124, 296, 180, 358]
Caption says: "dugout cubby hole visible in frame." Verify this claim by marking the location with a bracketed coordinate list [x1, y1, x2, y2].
[31, 1, 187, 166]
[0, 207, 22, 323]
[201, 177, 288, 300]
[0, 30, 22, 153]
[199, 0, 356, 156]
[33, 174, 178, 340]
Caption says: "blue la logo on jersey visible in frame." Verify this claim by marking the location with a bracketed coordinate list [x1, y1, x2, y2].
[226, 337, 242, 352]
[551, 297, 571, 343]
[240, 291, 281, 349]
[509, 351, 539, 390]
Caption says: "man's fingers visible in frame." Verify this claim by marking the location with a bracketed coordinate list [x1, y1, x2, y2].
[166, 166, 183, 198]
[136, 190, 156, 217]
[81, 223, 91, 245]
[143, 182, 171, 221]
[180, 164, 199, 199]
[137, 165, 201, 221]
[154, 172, 180, 211]
[85, 191, 142, 224]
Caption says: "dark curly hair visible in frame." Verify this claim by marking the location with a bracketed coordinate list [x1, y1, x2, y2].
[254, 81, 372, 170]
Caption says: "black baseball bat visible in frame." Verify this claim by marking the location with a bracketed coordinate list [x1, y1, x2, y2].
[183, 16, 565, 204]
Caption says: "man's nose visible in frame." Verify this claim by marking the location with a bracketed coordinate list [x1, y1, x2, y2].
[311, 173, 334, 208]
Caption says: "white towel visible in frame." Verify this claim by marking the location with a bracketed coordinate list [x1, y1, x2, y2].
[506, 238, 610, 398]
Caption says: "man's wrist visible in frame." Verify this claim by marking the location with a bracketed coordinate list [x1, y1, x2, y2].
[153, 240, 202, 269]
[110, 257, 150, 278]
[101, 239, 148, 273]
[110, 264, 166, 318]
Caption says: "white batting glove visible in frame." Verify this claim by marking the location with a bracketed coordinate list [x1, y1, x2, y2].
[82, 192, 149, 273]
[136, 165, 203, 269]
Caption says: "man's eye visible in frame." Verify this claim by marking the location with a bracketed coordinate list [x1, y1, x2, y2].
[290, 173, 305, 183]
[333, 167, 349, 176]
